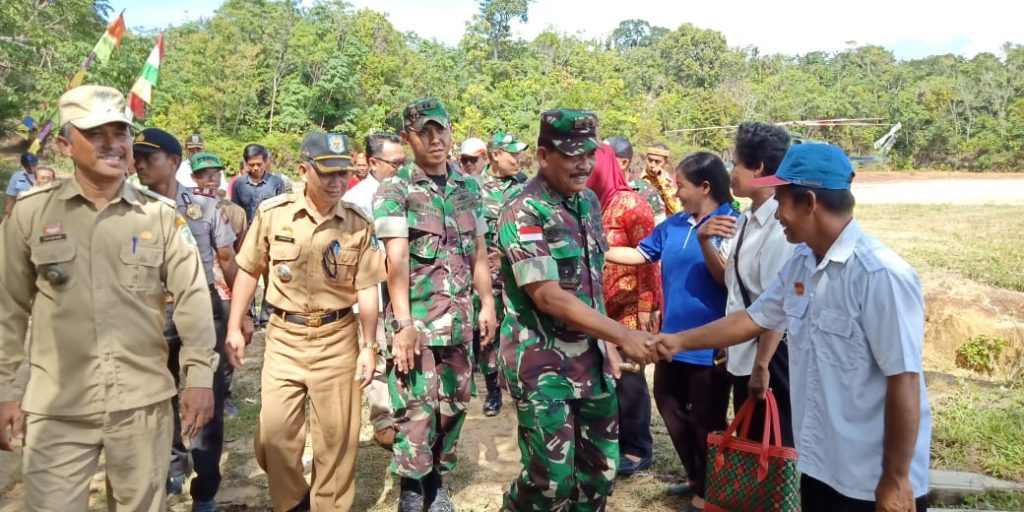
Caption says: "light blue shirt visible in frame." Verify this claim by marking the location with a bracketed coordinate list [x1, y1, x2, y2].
[748, 220, 931, 501]
[6, 170, 35, 197]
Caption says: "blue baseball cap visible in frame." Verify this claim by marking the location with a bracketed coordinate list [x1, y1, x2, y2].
[21, 153, 38, 167]
[751, 143, 854, 190]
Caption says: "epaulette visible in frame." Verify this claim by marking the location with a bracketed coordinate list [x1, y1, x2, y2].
[16, 180, 61, 199]
[340, 200, 373, 224]
[257, 193, 295, 211]
[191, 187, 219, 198]
[135, 185, 177, 208]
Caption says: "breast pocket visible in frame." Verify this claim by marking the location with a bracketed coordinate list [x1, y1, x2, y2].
[31, 240, 78, 294]
[814, 308, 868, 370]
[551, 244, 583, 291]
[331, 248, 359, 284]
[269, 243, 300, 281]
[119, 245, 162, 292]
[408, 223, 443, 261]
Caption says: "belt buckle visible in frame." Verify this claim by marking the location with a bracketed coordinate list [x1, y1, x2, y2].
[306, 312, 323, 328]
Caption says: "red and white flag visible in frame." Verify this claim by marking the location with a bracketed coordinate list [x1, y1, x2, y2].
[519, 225, 543, 243]
[125, 34, 164, 121]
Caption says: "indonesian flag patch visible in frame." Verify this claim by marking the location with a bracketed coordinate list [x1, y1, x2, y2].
[519, 225, 543, 243]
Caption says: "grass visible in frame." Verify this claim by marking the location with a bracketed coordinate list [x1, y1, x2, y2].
[857, 203, 1024, 292]
[956, 489, 1024, 510]
[930, 380, 1024, 482]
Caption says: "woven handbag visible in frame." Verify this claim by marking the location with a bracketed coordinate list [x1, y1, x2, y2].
[705, 389, 800, 512]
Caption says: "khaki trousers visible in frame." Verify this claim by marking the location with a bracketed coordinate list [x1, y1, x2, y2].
[23, 400, 173, 512]
[256, 312, 362, 512]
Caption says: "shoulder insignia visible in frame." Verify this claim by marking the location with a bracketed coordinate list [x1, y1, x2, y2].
[257, 192, 295, 212]
[135, 185, 177, 208]
[16, 180, 61, 199]
[340, 200, 373, 224]
[191, 187, 218, 198]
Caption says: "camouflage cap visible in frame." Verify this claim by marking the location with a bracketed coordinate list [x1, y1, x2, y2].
[190, 151, 224, 173]
[488, 132, 528, 154]
[300, 132, 354, 173]
[403, 98, 451, 132]
[538, 109, 600, 156]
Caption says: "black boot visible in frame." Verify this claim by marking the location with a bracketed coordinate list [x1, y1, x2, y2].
[483, 372, 502, 417]
[423, 472, 453, 512]
[398, 477, 425, 512]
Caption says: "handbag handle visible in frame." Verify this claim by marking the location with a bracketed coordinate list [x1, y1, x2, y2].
[715, 389, 784, 482]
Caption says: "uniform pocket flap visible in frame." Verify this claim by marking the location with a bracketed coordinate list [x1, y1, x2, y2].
[817, 309, 853, 337]
[119, 245, 162, 267]
[550, 244, 583, 260]
[336, 248, 359, 265]
[782, 296, 809, 318]
[31, 240, 76, 265]
[269, 243, 301, 261]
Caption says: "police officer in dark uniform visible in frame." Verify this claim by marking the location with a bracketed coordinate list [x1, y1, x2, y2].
[134, 128, 237, 512]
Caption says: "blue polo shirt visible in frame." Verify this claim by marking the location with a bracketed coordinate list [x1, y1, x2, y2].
[5, 170, 35, 197]
[638, 202, 737, 365]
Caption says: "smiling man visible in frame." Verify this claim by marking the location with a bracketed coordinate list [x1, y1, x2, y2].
[373, 98, 497, 512]
[650, 143, 932, 512]
[496, 109, 655, 512]
[0, 85, 217, 511]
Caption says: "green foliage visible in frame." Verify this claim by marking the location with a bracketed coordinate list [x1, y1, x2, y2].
[931, 381, 1024, 481]
[956, 335, 1010, 374]
[3, 1, 1024, 170]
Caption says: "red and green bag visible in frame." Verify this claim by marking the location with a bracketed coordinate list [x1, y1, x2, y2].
[705, 389, 800, 512]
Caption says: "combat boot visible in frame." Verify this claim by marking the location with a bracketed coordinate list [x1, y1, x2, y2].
[482, 372, 502, 417]
[398, 477, 425, 512]
[423, 472, 453, 512]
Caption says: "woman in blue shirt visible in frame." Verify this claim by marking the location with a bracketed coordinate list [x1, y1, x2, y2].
[606, 152, 738, 512]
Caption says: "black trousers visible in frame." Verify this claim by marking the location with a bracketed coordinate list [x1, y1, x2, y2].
[616, 368, 653, 459]
[801, 475, 928, 512]
[165, 287, 229, 502]
[729, 340, 794, 447]
[653, 361, 729, 498]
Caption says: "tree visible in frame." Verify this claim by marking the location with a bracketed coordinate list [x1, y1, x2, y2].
[478, 0, 532, 60]
[609, 19, 666, 50]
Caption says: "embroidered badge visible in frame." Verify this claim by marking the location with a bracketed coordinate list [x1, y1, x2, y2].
[794, 282, 805, 296]
[186, 203, 202, 220]
[40, 222, 66, 242]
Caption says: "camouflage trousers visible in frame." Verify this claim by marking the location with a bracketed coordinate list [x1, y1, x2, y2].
[389, 344, 472, 480]
[502, 392, 620, 512]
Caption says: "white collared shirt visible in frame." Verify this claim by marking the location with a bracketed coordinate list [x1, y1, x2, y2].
[747, 220, 931, 500]
[342, 173, 382, 313]
[723, 198, 795, 376]
[342, 172, 380, 219]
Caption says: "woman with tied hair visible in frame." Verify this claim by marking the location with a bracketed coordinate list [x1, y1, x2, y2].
[606, 151, 739, 512]
[587, 144, 661, 477]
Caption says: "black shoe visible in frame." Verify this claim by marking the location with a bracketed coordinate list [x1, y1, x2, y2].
[667, 483, 695, 496]
[398, 477, 425, 512]
[423, 472, 453, 512]
[483, 372, 502, 417]
[618, 455, 653, 477]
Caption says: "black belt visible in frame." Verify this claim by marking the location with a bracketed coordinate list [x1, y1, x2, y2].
[269, 305, 351, 328]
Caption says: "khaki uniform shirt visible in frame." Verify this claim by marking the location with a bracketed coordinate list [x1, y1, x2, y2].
[0, 178, 217, 415]
[236, 193, 386, 314]
[217, 198, 248, 239]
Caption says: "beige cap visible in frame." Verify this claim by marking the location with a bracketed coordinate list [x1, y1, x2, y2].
[59, 85, 132, 130]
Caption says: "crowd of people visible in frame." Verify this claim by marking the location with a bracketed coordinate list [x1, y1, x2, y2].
[0, 84, 932, 512]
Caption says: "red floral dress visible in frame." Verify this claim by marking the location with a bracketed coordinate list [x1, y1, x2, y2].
[602, 190, 661, 330]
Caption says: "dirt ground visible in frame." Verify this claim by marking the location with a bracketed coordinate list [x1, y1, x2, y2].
[2, 174, 1024, 510]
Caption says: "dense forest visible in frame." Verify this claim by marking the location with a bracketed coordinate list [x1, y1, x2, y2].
[3, 0, 1023, 170]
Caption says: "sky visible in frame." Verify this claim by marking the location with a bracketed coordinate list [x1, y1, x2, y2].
[107, 0, 1021, 60]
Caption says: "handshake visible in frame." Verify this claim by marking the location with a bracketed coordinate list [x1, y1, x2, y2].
[614, 327, 686, 364]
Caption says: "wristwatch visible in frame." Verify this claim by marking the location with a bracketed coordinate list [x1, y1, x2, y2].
[389, 318, 414, 331]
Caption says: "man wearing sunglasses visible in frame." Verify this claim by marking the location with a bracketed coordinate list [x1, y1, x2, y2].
[225, 133, 386, 512]
[458, 137, 489, 176]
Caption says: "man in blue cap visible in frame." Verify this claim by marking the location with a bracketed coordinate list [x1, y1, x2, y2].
[3, 152, 40, 221]
[650, 143, 932, 512]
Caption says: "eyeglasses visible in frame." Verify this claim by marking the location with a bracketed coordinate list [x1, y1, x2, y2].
[460, 155, 483, 166]
[372, 157, 406, 169]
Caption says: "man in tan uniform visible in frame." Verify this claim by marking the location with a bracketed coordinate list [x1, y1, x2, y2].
[225, 132, 386, 512]
[0, 85, 217, 511]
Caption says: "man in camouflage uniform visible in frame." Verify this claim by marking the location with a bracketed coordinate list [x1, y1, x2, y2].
[496, 110, 655, 512]
[605, 136, 666, 225]
[476, 131, 529, 417]
[643, 143, 683, 215]
[373, 98, 497, 512]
